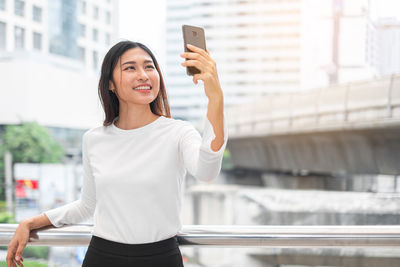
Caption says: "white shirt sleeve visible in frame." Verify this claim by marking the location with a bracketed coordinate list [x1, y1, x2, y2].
[43, 132, 96, 227]
[179, 112, 228, 182]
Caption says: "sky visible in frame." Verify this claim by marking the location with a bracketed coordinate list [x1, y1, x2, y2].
[117, 0, 166, 68]
[370, 0, 400, 20]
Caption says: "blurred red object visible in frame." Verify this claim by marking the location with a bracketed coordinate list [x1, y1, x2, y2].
[15, 179, 39, 197]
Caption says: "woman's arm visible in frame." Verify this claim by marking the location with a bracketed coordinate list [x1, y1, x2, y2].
[207, 96, 225, 152]
[181, 43, 226, 152]
[23, 213, 52, 230]
[179, 45, 228, 181]
[7, 214, 52, 266]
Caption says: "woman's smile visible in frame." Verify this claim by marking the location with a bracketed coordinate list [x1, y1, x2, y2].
[134, 89, 152, 94]
[133, 83, 152, 93]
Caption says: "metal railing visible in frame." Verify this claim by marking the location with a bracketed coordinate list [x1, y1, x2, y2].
[1, 224, 400, 247]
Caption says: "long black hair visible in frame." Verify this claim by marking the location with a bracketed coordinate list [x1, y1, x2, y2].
[98, 41, 171, 126]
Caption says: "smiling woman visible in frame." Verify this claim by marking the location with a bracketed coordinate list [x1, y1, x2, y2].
[98, 42, 170, 130]
[7, 40, 228, 267]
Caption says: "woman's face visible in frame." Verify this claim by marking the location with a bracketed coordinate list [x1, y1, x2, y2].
[110, 47, 160, 106]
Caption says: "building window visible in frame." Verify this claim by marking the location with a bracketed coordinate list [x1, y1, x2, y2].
[14, 26, 25, 49]
[33, 32, 41, 50]
[80, 0, 86, 14]
[78, 46, 85, 62]
[0, 0, 5, 11]
[79, 23, 86, 38]
[93, 50, 98, 70]
[0, 21, 6, 50]
[93, 5, 99, 20]
[92, 28, 98, 42]
[105, 33, 110, 45]
[105, 11, 111, 24]
[33, 5, 42, 22]
[14, 0, 25, 17]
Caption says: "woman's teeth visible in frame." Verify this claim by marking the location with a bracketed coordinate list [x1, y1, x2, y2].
[134, 86, 151, 90]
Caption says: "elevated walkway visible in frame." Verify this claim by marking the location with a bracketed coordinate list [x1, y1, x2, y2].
[226, 74, 400, 175]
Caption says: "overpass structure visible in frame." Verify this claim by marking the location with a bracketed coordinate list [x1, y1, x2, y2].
[225, 74, 400, 175]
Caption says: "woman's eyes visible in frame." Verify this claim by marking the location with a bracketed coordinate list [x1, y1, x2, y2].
[125, 66, 154, 70]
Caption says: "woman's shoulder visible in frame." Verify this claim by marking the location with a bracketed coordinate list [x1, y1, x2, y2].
[82, 125, 108, 142]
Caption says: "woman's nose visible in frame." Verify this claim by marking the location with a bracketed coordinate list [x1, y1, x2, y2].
[137, 67, 149, 80]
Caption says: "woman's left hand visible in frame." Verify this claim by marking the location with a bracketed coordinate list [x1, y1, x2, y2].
[180, 44, 223, 101]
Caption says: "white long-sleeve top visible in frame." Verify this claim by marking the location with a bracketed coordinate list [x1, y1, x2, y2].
[44, 114, 228, 244]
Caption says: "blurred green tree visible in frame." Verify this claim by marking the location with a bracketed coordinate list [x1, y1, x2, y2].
[0, 122, 65, 200]
[0, 260, 48, 266]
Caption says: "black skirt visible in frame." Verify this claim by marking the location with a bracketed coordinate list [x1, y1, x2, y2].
[82, 235, 184, 267]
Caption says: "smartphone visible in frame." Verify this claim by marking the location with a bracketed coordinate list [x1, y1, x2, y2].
[182, 25, 207, 76]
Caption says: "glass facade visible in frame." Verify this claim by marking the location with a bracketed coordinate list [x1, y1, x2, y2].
[33, 32, 42, 50]
[105, 32, 110, 45]
[105, 11, 111, 24]
[48, 0, 78, 59]
[14, 25, 25, 49]
[92, 28, 98, 42]
[0, 0, 5, 11]
[79, 0, 86, 15]
[79, 23, 85, 37]
[33, 5, 42, 22]
[14, 0, 25, 16]
[0, 21, 5, 50]
[78, 46, 85, 62]
[93, 5, 98, 20]
[92, 50, 98, 69]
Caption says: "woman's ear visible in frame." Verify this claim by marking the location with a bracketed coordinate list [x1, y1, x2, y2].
[109, 80, 115, 92]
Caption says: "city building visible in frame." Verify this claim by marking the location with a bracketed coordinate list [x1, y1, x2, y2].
[165, 0, 400, 124]
[0, 0, 118, 69]
[165, 0, 306, 124]
[366, 17, 400, 76]
[0, 0, 119, 152]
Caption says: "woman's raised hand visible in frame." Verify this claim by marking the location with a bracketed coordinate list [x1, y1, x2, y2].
[7, 221, 30, 267]
[180, 44, 223, 101]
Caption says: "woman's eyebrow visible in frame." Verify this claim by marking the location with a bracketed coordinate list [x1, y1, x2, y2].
[121, 60, 153, 66]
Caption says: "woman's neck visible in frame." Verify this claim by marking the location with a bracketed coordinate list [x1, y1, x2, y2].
[115, 105, 160, 130]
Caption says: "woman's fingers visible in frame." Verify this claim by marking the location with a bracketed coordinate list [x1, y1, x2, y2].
[186, 44, 208, 58]
[182, 60, 213, 79]
[15, 241, 26, 263]
[7, 241, 17, 266]
[14, 259, 24, 267]
[180, 46, 216, 73]
[7, 223, 30, 267]
[181, 44, 211, 63]
[181, 59, 202, 69]
[180, 44, 220, 89]
[193, 73, 203, 84]
[180, 52, 208, 66]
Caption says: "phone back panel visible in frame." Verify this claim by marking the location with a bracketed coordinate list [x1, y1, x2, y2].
[182, 25, 206, 76]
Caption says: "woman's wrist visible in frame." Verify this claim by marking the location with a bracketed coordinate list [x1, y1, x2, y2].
[21, 218, 33, 230]
[207, 91, 223, 104]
